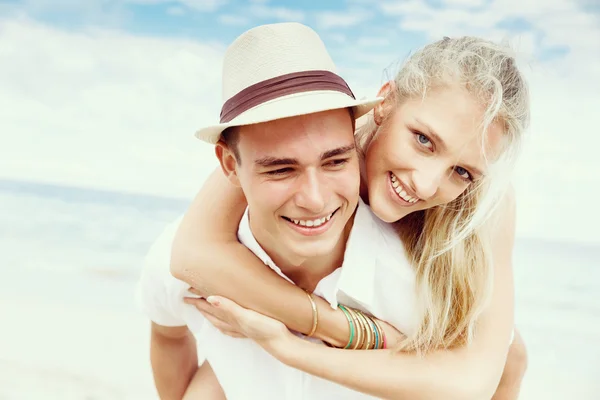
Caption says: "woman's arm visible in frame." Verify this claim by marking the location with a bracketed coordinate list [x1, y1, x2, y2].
[258, 191, 518, 400]
[170, 167, 355, 347]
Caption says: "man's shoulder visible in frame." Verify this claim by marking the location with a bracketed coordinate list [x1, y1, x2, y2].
[144, 216, 184, 273]
[355, 201, 402, 242]
[354, 201, 409, 264]
[136, 215, 190, 327]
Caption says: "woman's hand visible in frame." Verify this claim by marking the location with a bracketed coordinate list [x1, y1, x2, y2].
[184, 294, 294, 350]
[185, 291, 406, 350]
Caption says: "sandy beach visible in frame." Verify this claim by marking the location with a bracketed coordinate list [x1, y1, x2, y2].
[0, 293, 157, 399]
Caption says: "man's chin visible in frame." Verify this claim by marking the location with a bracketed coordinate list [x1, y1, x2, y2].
[287, 240, 338, 259]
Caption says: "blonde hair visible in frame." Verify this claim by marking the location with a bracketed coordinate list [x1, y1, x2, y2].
[357, 36, 530, 353]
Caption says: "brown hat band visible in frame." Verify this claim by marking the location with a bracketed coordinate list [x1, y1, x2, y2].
[219, 70, 356, 123]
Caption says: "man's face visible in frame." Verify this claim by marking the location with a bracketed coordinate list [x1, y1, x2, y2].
[219, 108, 360, 267]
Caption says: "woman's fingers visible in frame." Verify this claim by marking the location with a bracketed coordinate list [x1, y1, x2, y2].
[186, 295, 291, 345]
[196, 309, 246, 338]
[185, 295, 239, 326]
[187, 287, 204, 297]
[201, 312, 240, 337]
[185, 296, 214, 314]
[206, 296, 290, 342]
[185, 297, 246, 338]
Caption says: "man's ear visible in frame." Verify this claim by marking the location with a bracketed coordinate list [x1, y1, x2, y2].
[373, 80, 396, 126]
[215, 141, 241, 187]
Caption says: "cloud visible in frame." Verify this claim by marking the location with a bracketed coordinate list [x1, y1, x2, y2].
[511, 65, 600, 244]
[0, 17, 224, 198]
[356, 36, 390, 47]
[218, 14, 250, 26]
[212, 4, 305, 26]
[166, 6, 186, 16]
[441, 0, 487, 7]
[314, 9, 373, 29]
[379, 0, 600, 77]
[327, 33, 348, 44]
[10, 0, 227, 18]
[247, 4, 305, 21]
[126, 0, 227, 12]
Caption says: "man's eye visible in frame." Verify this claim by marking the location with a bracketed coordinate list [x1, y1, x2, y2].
[265, 168, 293, 175]
[325, 159, 349, 167]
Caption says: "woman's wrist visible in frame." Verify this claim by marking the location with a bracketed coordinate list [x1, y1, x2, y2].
[311, 300, 350, 348]
[259, 328, 302, 361]
[309, 298, 390, 350]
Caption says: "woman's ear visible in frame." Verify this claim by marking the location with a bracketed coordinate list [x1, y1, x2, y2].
[374, 80, 396, 126]
[215, 142, 241, 187]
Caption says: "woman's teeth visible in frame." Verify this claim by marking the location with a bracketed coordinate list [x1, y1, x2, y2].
[390, 173, 419, 203]
[291, 212, 333, 227]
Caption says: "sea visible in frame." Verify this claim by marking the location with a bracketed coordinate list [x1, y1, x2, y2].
[0, 178, 598, 399]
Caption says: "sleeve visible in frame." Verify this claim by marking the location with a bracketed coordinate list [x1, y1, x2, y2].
[136, 216, 188, 327]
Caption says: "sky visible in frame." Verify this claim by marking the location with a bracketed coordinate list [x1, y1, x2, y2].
[1, 0, 599, 243]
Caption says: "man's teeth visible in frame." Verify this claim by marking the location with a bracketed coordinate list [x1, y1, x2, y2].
[390, 173, 418, 203]
[291, 212, 333, 227]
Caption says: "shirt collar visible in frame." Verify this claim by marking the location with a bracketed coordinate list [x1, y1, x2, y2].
[237, 208, 294, 284]
[236, 198, 381, 308]
[333, 197, 379, 308]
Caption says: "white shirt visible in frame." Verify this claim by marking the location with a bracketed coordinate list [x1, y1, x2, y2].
[137, 199, 419, 400]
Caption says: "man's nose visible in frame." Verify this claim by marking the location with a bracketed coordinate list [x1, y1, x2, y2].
[294, 171, 327, 213]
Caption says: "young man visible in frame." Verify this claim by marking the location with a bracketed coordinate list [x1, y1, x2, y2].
[138, 22, 527, 400]
[138, 22, 384, 399]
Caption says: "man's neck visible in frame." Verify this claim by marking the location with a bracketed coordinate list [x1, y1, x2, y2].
[251, 213, 356, 292]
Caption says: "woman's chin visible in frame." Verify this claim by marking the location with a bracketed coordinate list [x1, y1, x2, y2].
[369, 197, 403, 223]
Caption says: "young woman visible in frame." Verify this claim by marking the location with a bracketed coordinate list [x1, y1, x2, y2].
[173, 36, 530, 399]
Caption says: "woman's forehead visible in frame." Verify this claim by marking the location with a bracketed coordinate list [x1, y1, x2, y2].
[400, 89, 505, 168]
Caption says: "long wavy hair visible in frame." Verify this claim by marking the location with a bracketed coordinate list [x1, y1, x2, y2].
[356, 36, 530, 353]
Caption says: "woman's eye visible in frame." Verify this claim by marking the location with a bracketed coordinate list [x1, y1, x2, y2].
[415, 133, 433, 149]
[455, 166, 472, 181]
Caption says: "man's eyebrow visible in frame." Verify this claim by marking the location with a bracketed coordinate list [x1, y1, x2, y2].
[254, 144, 356, 168]
[254, 157, 298, 167]
[321, 144, 355, 160]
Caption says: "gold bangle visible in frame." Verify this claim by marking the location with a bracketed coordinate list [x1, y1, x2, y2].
[305, 291, 318, 337]
[372, 318, 386, 349]
[356, 311, 373, 350]
[365, 314, 378, 350]
[346, 307, 363, 350]
[369, 315, 381, 349]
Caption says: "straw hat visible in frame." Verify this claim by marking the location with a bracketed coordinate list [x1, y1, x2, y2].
[195, 22, 382, 144]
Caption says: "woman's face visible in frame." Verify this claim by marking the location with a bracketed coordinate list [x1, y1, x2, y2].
[365, 84, 505, 223]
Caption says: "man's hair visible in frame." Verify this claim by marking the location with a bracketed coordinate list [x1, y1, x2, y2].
[220, 126, 241, 164]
